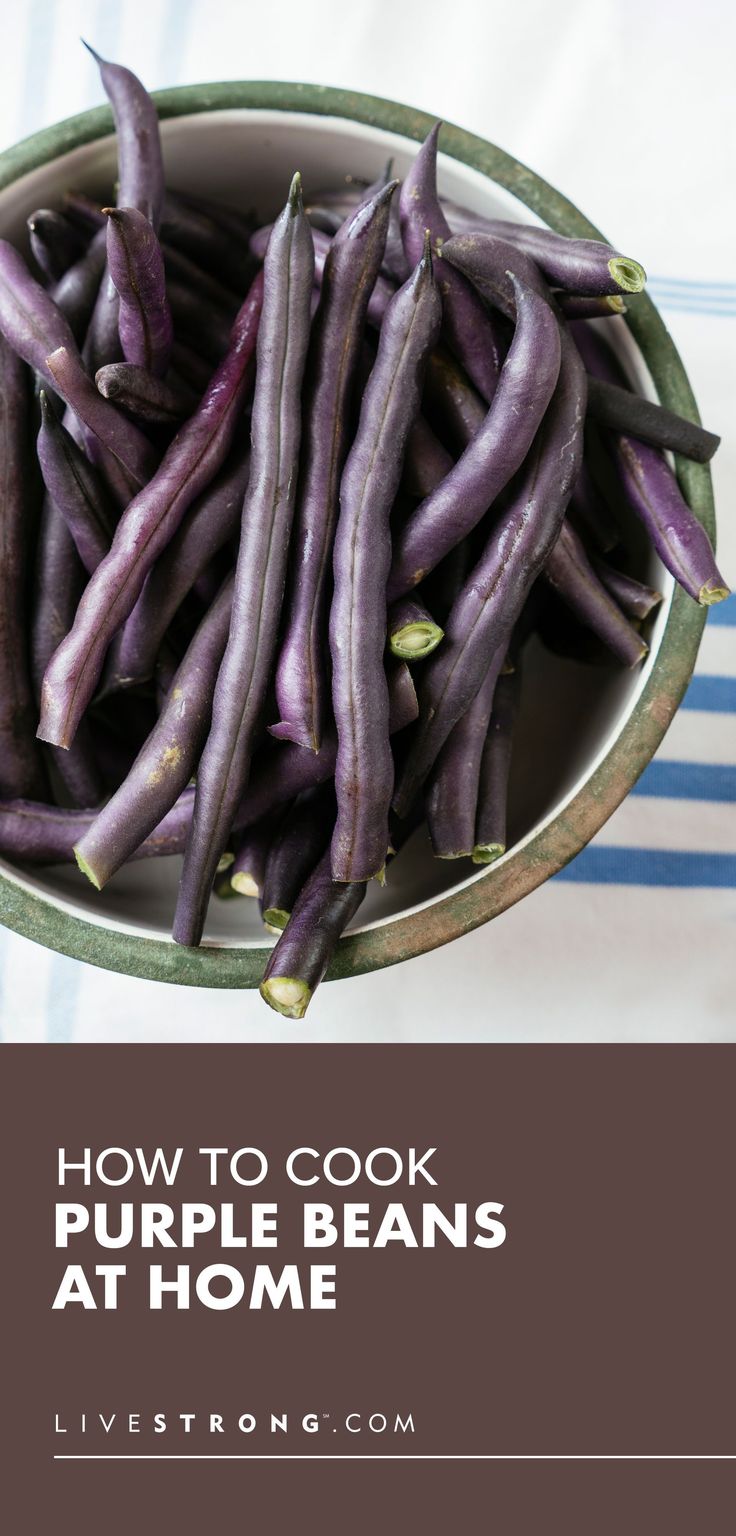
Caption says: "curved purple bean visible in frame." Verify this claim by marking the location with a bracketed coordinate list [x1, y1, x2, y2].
[592, 558, 663, 621]
[173, 177, 314, 947]
[572, 324, 729, 604]
[393, 331, 587, 816]
[260, 785, 336, 928]
[0, 340, 47, 799]
[110, 436, 250, 687]
[84, 44, 164, 229]
[28, 209, 86, 283]
[272, 182, 397, 753]
[0, 239, 92, 386]
[329, 238, 441, 882]
[74, 577, 234, 889]
[45, 344, 156, 487]
[473, 220, 646, 296]
[49, 227, 107, 343]
[104, 207, 173, 377]
[544, 520, 648, 667]
[425, 647, 505, 859]
[251, 222, 395, 328]
[95, 361, 196, 422]
[38, 272, 263, 749]
[403, 413, 454, 497]
[0, 786, 194, 867]
[260, 848, 367, 1018]
[399, 124, 503, 402]
[37, 392, 115, 574]
[473, 666, 520, 863]
[388, 274, 561, 599]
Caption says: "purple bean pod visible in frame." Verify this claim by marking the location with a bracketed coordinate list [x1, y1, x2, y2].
[251, 223, 395, 329]
[425, 646, 505, 858]
[84, 45, 165, 228]
[402, 413, 454, 497]
[173, 177, 314, 947]
[104, 207, 173, 376]
[0, 340, 48, 799]
[469, 220, 646, 296]
[163, 191, 254, 292]
[38, 272, 264, 750]
[556, 294, 627, 320]
[393, 329, 587, 816]
[473, 665, 521, 863]
[329, 238, 441, 882]
[586, 374, 720, 465]
[95, 361, 197, 423]
[260, 785, 336, 928]
[0, 786, 194, 867]
[167, 279, 234, 363]
[544, 519, 648, 667]
[399, 124, 503, 402]
[272, 182, 397, 753]
[49, 227, 107, 343]
[44, 343, 157, 488]
[74, 576, 234, 889]
[592, 558, 663, 621]
[230, 819, 281, 899]
[37, 392, 115, 574]
[388, 274, 561, 599]
[28, 209, 86, 283]
[259, 847, 367, 1018]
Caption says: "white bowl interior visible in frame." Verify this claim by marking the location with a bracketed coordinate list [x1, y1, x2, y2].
[0, 108, 670, 947]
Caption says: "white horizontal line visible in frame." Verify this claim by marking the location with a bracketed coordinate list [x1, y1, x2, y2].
[655, 707, 736, 767]
[53, 1455, 736, 1461]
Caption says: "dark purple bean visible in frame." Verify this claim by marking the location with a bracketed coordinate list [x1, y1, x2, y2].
[556, 294, 626, 320]
[473, 666, 520, 863]
[28, 209, 86, 283]
[239, 658, 418, 831]
[74, 577, 234, 889]
[471, 220, 646, 296]
[573, 324, 728, 605]
[0, 786, 194, 867]
[104, 207, 173, 377]
[49, 227, 107, 342]
[260, 847, 366, 1018]
[162, 241, 240, 317]
[425, 647, 505, 859]
[388, 274, 561, 599]
[251, 222, 395, 329]
[544, 519, 648, 667]
[0, 239, 90, 387]
[569, 447, 620, 553]
[260, 785, 335, 928]
[110, 437, 250, 687]
[0, 341, 47, 799]
[38, 272, 263, 749]
[173, 177, 314, 947]
[62, 189, 107, 232]
[31, 499, 103, 807]
[162, 192, 253, 291]
[440, 230, 549, 318]
[402, 413, 454, 497]
[388, 593, 444, 660]
[84, 44, 164, 229]
[230, 819, 280, 899]
[423, 349, 487, 451]
[329, 239, 441, 882]
[592, 557, 663, 621]
[45, 343, 156, 486]
[272, 182, 397, 753]
[167, 279, 233, 363]
[170, 340, 212, 391]
[393, 330, 587, 817]
[399, 124, 503, 402]
[171, 188, 254, 244]
[37, 392, 115, 574]
[95, 361, 197, 422]
[586, 374, 720, 464]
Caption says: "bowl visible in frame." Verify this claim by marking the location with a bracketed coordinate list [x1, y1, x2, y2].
[0, 82, 714, 989]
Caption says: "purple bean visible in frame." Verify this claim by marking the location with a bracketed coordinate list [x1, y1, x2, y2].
[592, 558, 663, 621]
[402, 413, 454, 497]
[423, 348, 487, 451]
[472, 220, 646, 296]
[259, 847, 367, 1018]
[163, 191, 254, 292]
[173, 177, 314, 947]
[556, 294, 626, 320]
[38, 272, 263, 749]
[45, 344, 157, 487]
[162, 242, 240, 317]
[84, 44, 164, 229]
[425, 647, 505, 858]
[329, 238, 441, 882]
[388, 593, 444, 660]
[0, 786, 194, 867]
[170, 340, 212, 391]
[167, 279, 233, 363]
[230, 819, 280, 899]
[104, 207, 173, 377]
[49, 227, 107, 343]
[388, 274, 561, 599]
[393, 330, 587, 816]
[95, 361, 197, 422]
[586, 374, 720, 464]
[110, 436, 250, 687]
[544, 519, 648, 667]
[473, 666, 520, 863]
[399, 124, 503, 402]
[28, 209, 86, 283]
[573, 324, 729, 604]
[251, 223, 395, 329]
[74, 577, 234, 889]
[37, 392, 115, 574]
[0, 340, 47, 799]
[272, 182, 397, 753]
[0, 239, 90, 387]
[569, 447, 620, 553]
[260, 785, 336, 928]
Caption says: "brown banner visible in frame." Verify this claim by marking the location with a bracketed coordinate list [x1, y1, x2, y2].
[1, 1044, 734, 1531]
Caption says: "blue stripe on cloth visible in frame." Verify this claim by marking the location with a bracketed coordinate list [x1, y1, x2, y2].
[630, 760, 736, 803]
[648, 299, 736, 319]
[681, 675, 736, 712]
[707, 596, 736, 626]
[554, 847, 736, 887]
[649, 276, 736, 292]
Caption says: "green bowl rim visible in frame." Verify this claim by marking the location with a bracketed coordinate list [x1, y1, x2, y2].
[0, 80, 713, 990]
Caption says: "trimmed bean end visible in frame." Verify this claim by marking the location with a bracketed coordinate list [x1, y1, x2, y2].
[699, 580, 731, 607]
[389, 622, 444, 661]
[231, 870, 261, 898]
[260, 976, 312, 1020]
[472, 842, 506, 866]
[608, 256, 646, 293]
[74, 846, 102, 891]
[263, 907, 290, 931]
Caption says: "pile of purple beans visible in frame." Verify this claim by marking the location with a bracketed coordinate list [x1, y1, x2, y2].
[0, 47, 727, 1016]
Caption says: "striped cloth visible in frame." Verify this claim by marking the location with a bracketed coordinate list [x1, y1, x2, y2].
[0, 0, 733, 1042]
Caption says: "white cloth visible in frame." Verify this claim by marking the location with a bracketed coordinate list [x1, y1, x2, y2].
[0, 0, 733, 1042]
